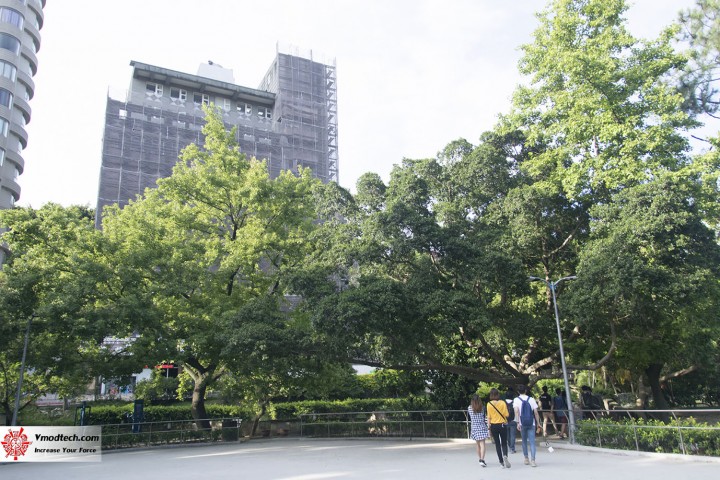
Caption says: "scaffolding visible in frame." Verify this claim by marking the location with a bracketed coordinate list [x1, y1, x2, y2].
[96, 50, 338, 227]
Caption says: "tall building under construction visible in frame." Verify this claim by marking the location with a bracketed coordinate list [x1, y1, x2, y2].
[95, 46, 338, 227]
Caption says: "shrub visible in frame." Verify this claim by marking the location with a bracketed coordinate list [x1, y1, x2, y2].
[270, 396, 435, 419]
[575, 417, 720, 456]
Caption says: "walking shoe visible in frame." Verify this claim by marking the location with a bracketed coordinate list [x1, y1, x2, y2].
[531, 460, 537, 467]
[503, 456, 511, 468]
[500, 462, 505, 469]
[524, 457, 530, 465]
[479, 459, 487, 467]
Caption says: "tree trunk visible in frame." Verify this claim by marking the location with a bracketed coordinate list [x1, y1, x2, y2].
[250, 401, 268, 437]
[191, 375, 211, 430]
[2, 401, 10, 426]
[645, 363, 670, 423]
[636, 375, 650, 410]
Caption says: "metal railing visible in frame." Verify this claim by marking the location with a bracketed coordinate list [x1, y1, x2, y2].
[298, 410, 470, 439]
[100, 417, 242, 449]
[91, 407, 719, 457]
[573, 408, 720, 456]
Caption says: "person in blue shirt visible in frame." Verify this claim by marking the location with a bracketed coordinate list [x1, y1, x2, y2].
[551, 388, 568, 439]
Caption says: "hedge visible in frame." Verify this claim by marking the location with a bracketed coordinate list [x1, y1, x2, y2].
[85, 396, 433, 425]
[269, 396, 434, 419]
[87, 404, 254, 425]
[575, 417, 720, 456]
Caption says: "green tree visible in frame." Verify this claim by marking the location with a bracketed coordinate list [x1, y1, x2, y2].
[500, 0, 710, 389]
[567, 176, 720, 411]
[299, 135, 544, 386]
[101, 105, 319, 428]
[677, 0, 720, 118]
[0, 204, 127, 424]
[509, 0, 694, 203]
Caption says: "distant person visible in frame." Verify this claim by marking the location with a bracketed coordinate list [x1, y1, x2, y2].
[539, 385, 558, 437]
[486, 388, 511, 468]
[468, 394, 490, 467]
[504, 387, 518, 454]
[581, 385, 602, 420]
[513, 385, 541, 467]
[552, 388, 568, 439]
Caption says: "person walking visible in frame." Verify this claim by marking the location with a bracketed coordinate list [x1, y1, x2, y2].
[504, 387, 517, 454]
[513, 385, 542, 467]
[486, 388, 511, 468]
[551, 388, 568, 439]
[539, 385, 558, 437]
[468, 393, 490, 467]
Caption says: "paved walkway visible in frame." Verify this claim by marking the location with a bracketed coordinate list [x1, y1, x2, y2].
[2, 438, 718, 479]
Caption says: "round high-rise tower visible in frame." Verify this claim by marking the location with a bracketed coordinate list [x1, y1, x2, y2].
[0, 0, 44, 210]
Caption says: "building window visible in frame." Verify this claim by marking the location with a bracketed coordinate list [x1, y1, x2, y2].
[0, 117, 8, 137]
[170, 87, 187, 102]
[223, 99, 231, 111]
[237, 103, 252, 115]
[0, 60, 16, 81]
[0, 148, 4, 167]
[0, 33, 20, 55]
[193, 92, 209, 106]
[257, 107, 272, 119]
[0, 8, 23, 29]
[0, 88, 12, 109]
[146, 82, 163, 97]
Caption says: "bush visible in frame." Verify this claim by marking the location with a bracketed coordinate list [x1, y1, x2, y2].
[575, 417, 720, 456]
[270, 396, 435, 419]
[134, 375, 180, 402]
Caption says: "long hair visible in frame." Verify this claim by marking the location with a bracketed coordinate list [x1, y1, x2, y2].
[471, 394, 483, 413]
[489, 388, 500, 401]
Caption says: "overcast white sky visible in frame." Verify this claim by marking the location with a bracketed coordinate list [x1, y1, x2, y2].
[17, 0, 704, 208]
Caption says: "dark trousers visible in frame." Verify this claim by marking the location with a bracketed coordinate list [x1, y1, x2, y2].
[490, 423, 509, 464]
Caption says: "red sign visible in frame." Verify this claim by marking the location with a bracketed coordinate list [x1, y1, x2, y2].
[2, 427, 32, 461]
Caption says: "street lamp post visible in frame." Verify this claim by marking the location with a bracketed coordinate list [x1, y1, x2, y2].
[11, 314, 33, 426]
[529, 275, 577, 444]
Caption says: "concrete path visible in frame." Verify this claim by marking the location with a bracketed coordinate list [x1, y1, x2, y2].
[2, 438, 718, 480]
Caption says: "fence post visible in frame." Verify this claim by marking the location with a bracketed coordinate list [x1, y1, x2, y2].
[595, 416, 602, 447]
[633, 423, 639, 452]
[673, 412, 686, 455]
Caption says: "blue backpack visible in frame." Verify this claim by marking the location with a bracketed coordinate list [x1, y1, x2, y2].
[520, 397, 534, 425]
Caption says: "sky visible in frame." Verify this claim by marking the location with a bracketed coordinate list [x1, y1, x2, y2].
[16, 0, 705, 208]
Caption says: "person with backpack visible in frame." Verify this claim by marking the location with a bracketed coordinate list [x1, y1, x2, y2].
[504, 387, 517, 453]
[468, 394, 490, 467]
[513, 385, 542, 467]
[486, 388, 511, 468]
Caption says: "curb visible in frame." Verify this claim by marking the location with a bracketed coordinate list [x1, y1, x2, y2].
[548, 440, 720, 464]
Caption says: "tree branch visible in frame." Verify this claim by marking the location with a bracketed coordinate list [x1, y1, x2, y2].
[660, 365, 700, 382]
